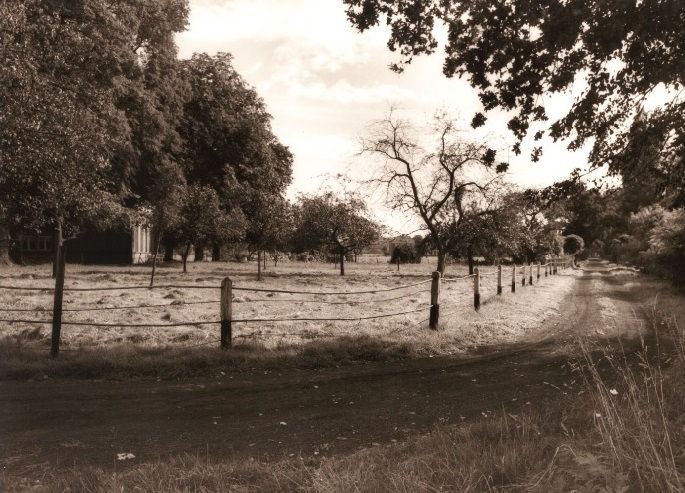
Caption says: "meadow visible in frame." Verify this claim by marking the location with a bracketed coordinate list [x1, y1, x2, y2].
[1, 256, 575, 379]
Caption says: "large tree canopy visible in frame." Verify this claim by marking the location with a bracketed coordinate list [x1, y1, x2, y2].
[1, 0, 190, 245]
[2, 2, 295, 269]
[343, 0, 684, 201]
[178, 53, 293, 210]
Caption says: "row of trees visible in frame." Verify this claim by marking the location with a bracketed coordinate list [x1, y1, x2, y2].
[173, 191, 384, 279]
[551, 186, 685, 285]
[1, 1, 293, 274]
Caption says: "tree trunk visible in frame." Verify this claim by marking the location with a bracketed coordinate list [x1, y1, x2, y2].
[52, 226, 60, 277]
[150, 233, 163, 287]
[212, 245, 221, 261]
[0, 218, 12, 266]
[263, 250, 267, 270]
[436, 250, 446, 276]
[257, 248, 262, 281]
[163, 238, 174, 262]
[339, 250, 345, 275]
[467, 246, 474, 275]
[194, 244, 204, 262]
[182, 243, 191, 273]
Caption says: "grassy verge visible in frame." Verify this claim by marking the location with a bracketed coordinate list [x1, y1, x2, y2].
[0, 334, 419, 380]
[4, 312, 683, 492]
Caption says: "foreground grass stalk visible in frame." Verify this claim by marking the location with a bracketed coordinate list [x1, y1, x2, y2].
[576, 315, 685, 492]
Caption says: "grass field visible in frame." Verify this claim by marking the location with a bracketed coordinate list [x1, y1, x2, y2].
[1, 256, 576, 376]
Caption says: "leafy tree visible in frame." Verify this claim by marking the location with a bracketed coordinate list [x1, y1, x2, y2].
[359, 110, 507, 274]
[606, 205, 664, 265]
[448, 204, 524, 272]
[1, 1, 132, 262]
[245, 195, 293, 280]
[0, 0, 190, 266]
[177, 53, 293, 256]
[499, 191, 567, 263]
[170, 184, 246, 273]
[343, 0, 684, 198]
[147, 162, 186, 285]
[293, 193, 381, 275]
[641, 208, 685, 284]
[390, 243, 421, 267]
[172, 53, 293, 262]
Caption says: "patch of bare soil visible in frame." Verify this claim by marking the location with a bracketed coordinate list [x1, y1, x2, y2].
[0, 260, 659, 480]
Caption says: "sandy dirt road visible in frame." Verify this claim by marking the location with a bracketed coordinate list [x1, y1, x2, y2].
[0, 260, 651, 478]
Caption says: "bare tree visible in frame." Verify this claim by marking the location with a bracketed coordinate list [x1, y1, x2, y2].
[358, 110, 508, 275]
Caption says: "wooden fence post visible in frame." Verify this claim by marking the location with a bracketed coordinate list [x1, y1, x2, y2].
[429, 271, 440, 330]
[511, 264, 516, 293]
[221, 277, 233, 349]
[474, 267, 481, 310]
[497, 264, 502, 295]
[50, 243, 66, 359]
[522, 264, 527, 286]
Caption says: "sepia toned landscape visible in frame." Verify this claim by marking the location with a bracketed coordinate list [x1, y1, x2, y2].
[2, 0, 684, 491]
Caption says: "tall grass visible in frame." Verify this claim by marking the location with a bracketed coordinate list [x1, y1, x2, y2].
[575, 311, 685, 492]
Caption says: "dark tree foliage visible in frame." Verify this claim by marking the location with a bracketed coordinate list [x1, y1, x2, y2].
[1, 0, 190, 264]
[390, 243, 421, 264]
[563, 234, 585, 256]
[343, 0, 684, 201]
[169, 184, 246, 273]
[178, 53, 293, 210]
[244, 195, 293, 280]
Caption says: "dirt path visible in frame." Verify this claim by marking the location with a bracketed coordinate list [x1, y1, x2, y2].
[0, 260, 651, 478]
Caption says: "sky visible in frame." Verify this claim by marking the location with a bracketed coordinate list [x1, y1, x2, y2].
[175, 0, 593, 233]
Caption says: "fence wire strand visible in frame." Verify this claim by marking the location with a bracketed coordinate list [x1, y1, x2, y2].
[237, 291, 420, 305]
[233, 305, 429, 323]
[1, 300, 218, 313]
[232, 279, 432, 295]
[0, 284, 220, 292]
[442, 274, 475, 282]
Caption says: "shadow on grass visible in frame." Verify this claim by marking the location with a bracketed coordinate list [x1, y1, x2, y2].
[0, 334, 418, 381]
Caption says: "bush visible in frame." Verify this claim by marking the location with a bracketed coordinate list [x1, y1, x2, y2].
[563, 234, 585, 255]
[390, 244, 421, 264]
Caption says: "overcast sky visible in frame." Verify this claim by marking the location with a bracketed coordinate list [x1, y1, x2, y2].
[175, 0, 593, 233]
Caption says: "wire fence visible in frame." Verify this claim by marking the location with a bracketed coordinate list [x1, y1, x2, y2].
[0, 258, 574, 355]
